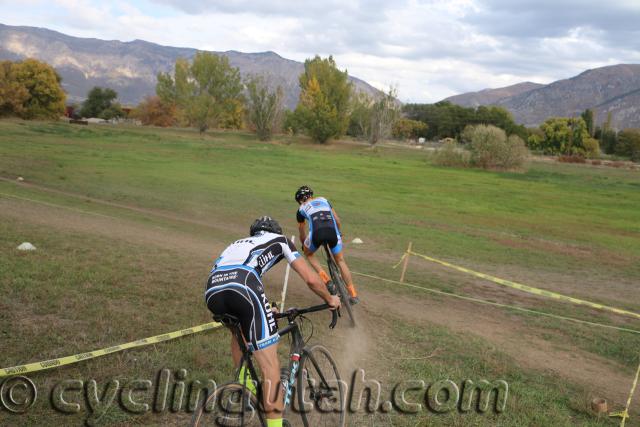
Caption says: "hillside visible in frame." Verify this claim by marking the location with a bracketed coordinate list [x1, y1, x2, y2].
[0, 23, 380, 108]
[444, 64, 640, 129]
[443, 82, 544, 107]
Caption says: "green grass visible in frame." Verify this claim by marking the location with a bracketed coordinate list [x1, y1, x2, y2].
[1, 119, 639, 425]
[1, 120, 638, 282]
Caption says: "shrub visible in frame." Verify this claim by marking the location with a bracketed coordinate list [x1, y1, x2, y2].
[466, 125, 528, 170]
[583, 137, 600, 158]
[133, 96, 176, 127]
[432, 141, 470, 168]
[558, 154, 586, 163]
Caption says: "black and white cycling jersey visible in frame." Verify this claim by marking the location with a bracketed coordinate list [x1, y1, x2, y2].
[205, 231, 301, 351]
[212, 231, 301, 277]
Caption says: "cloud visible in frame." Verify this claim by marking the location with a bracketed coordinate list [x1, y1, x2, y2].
[1, 0, 639, 102]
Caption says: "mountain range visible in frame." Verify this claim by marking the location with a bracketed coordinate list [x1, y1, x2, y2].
[1, 23, 638, 129]
[443, 65, 640, 129]
[0, 23, 379, 110]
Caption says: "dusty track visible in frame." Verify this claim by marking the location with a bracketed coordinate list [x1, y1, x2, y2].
[0, 192, 635, 409]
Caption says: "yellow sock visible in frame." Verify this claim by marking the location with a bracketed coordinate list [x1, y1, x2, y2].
[266, 419, 283, 427]
[238, 365, 257, 395]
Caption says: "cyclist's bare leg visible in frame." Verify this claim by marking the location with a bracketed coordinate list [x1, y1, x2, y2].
[230, 333, 242, 366]
[253, 344, 284, 419]
[303, 246, 331, 284]
[334, 252, 358, 298]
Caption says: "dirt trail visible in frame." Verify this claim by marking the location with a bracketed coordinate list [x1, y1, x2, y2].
[1, 194, 634, 408]
[361, 286, 633, 405]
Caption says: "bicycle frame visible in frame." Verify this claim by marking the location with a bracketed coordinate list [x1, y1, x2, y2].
[227, 304, 336, 425]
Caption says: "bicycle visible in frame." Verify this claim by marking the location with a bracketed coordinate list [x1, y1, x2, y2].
[323, 243, 356, 327]
[190, 303, 345, 427]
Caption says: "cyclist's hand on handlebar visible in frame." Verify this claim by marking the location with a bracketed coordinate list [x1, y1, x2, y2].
[327, 295, 341, 310]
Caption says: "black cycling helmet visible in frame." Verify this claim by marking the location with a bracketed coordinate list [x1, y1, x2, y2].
[250, 216, 282, 236]
[295, 185, 314, 203]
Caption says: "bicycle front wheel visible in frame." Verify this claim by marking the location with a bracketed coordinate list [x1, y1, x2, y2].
[297, 344, 345, 427]
[190, 382, 264, 427]
[327, 253, 356, 327]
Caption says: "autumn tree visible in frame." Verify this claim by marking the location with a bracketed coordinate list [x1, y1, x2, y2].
[133, 96, 176, 127]
[1, 59, 65, 119]
[294, 55, 352, 143]
[295, 76, 340, 144]
[156, 52, 244, 133]
[0, 61, 29, 116]
[392, 118, 428, 140]
[245, 76, 284, 141]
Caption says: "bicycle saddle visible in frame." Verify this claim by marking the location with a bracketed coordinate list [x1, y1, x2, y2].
[212, 313, 240, 326]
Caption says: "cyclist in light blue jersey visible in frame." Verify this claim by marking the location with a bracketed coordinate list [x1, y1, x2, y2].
[295, 186, 360, 304]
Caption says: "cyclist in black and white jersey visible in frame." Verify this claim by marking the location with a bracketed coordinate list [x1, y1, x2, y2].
[205, 216, 340, 427]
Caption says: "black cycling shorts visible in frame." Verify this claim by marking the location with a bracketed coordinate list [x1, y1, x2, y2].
[306, 226, 343, 255]
[205, 266, 279, 351]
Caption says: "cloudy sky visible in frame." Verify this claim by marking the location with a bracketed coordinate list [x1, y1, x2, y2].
[1, 0, 639, 102]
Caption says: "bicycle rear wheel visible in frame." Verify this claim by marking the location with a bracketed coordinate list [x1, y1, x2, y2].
[297, 345, 345, 427]
[190, 382, 264, 427]
[326, 248, 356, 327]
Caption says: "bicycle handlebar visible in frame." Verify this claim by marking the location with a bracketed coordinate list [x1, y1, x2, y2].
[274, 303, 339, 329]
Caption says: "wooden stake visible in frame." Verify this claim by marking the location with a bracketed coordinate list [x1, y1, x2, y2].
[280, 236, 295, 312]
[399, 241, 412, 283]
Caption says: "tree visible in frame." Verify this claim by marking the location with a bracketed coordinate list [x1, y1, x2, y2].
[0, 61, 29, 117]
[2, 59, 66, 119]
[598, 112, 618, 154]
[539, 117, 591, 155]
[295, 76, 340, 144]
[368, 88, 400, 145]
[616, 129, 640, 162]
[132, 96, 176, 127]
[80, 87, 122, 119]
[392, 118, 428, 140]
[402, 102, 524, 141]
[156, 52, 244, 133]
[347, 92, 372, 139]
[347, 88, 400, 144]
[581, 109, 595, 137]
[245, 76, 284, 141]
[295, 55, 352, 143]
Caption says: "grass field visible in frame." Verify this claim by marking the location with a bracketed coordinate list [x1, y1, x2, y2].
[1, 119, 639, 426]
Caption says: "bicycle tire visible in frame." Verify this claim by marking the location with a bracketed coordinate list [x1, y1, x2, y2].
[297, 344, 345, 427]
[326, 250, 356, 327]
[190, 382, 265, 427]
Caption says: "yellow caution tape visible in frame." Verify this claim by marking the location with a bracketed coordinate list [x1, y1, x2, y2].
[353, 271, 640, 335]
[402, 249, 640, 321]
[1, 322, 222, 378]
[611, 358, 640, 426]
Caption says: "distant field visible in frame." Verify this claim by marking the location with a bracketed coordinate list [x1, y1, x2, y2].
[1, 119, 639, 426]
